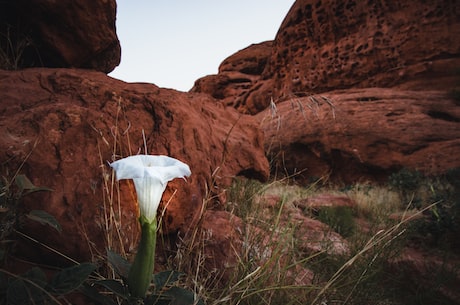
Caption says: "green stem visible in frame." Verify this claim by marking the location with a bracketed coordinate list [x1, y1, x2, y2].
[127, 215, 157, 298]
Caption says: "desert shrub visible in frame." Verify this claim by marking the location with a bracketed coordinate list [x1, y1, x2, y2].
[389, 168, 424, 207]
[410, 168, 460, 250]
[317, 206, 356, 238]
[387, 167, 460, 251]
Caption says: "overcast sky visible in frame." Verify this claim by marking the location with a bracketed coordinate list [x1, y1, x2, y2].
[109, 1, 295, 91]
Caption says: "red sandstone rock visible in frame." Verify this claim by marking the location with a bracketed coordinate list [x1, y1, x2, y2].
[191, 41, 273, 111]
[294, 194, 356, 212]
[291, 212, 350, 256]
[193, 0, 460, 114]
[192, 210, 244, 283]
[259, 194, 350, 256]
[257, 88, 460, 182]
[264, 0, 460, 94]
[0, 0, 120, 73]
[0, 68, 269, 263]
[388, 247, 460, 303]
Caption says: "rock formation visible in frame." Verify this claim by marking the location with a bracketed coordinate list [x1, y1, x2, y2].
[0, 0, 120, 72]
[0, 68, 269, 263]
[257, 88, 460, 182]
[191, 41, 273, 110]
[194, 0, 460, 114]
[192, 0, 460, 181]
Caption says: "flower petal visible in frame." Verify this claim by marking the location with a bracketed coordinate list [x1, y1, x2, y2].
[133, 177, 166, 222]
[109, 154, 191, 222]
[110, 155, 147, 180]
[110, 155, 191, 182]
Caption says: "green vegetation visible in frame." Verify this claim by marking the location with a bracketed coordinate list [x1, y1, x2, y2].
[317, 205, 356, 238]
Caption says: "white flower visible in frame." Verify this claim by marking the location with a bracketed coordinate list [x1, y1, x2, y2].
[110, 155, 191, 223]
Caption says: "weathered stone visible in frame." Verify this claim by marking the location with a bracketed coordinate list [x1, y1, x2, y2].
[259, 194, 350, 256]
[264, 0, 460, 94]
[0, 68, 269, 263]
[193, 210, 245, 283]
[191, 41, 273, 111]
[291, 212, 350, 256]
[294, 194, 356, 212]
[0, 0, 120, 72]
[193, 0, 460, 114]
[388, 247, 460, 303]
[257, 88, 460, 182]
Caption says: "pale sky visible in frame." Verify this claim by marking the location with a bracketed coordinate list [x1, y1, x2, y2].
[109, 1, 295, 91]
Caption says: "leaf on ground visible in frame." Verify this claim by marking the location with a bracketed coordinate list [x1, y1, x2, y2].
[107, 249, 130, 279]
[93, 279, 129, 299]
[22, 267, 48, 288]
[80, 283, 119, 305]
[163, 286, 205, 305]
[26, 210, 62, 233]
[48, 263, 96, 295]
[15, 174, 52, 194]
[153, 270, 184, 292]
[7, 275, 50, 305]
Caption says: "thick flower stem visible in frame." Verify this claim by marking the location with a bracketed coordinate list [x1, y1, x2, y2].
[128, 215, 157, 298]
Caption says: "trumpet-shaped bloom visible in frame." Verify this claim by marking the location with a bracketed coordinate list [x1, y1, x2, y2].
[110, 154, 191, 223]
[110, 154, 190, 297]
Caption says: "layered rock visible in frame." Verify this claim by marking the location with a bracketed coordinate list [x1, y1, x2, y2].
[0, 68, 269, 263]
[193, 0, 460, 114]
[191, 41, 273, 111]
[257, 88, 460, 182]
[0, 0, 120, 72]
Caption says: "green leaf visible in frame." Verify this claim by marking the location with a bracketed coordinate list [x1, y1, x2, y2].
[26, 210, 62, 233]
[0, 271, 8, 293]
[23, 267, 48, 288]
[15, 174, 36, 191]
[107, 249, 131, 279]
[153, 270, 184, 292]
[79, 283, 118, 305]
[15, 174, 52, 194]
[163, 286, 205, 305]
[4, 267, 51, 305]
[144, 293, 172, 305]
[7, 279, 30, 305]
[48, 263, 96, 295]
[93, 279, 129, 299]
[7, 274, 53, 305]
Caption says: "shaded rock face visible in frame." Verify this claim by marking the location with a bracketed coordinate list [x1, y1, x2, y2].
[193, 0, 460, 114]
[0, 0, 120, 73]
[388, 247, 460, 304]
[191, 41, 273, 109]
[265, 0, 460, 93]
[257, 88, 460, 182]
[0, 68, 269, 263]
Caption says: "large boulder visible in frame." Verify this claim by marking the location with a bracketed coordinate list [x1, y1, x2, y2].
[0, 68, 269, 263]
[257, 88, 460, 182]
[0, 0, 120, 73]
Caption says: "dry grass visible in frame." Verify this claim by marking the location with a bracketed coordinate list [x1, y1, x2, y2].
[163, 173, 458, 305]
